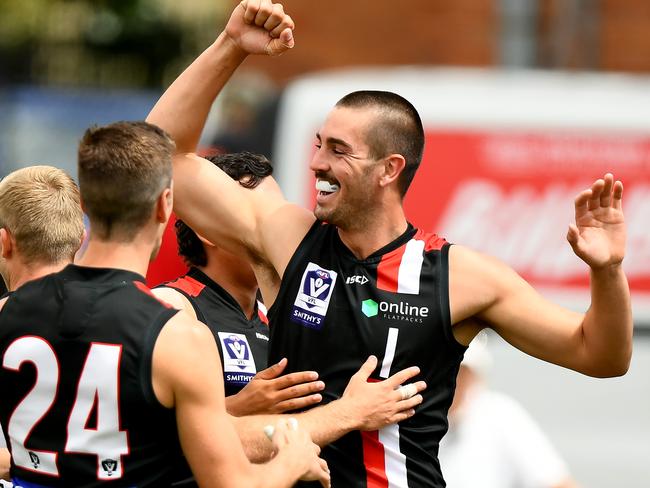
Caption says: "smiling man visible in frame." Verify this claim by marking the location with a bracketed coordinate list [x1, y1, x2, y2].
[147, 1, 633, 486]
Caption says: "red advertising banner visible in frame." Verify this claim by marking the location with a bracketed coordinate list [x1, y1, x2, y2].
[405, 130, 650, 319]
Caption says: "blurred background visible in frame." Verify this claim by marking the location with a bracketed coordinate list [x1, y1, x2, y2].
[0, 1, 649, 486]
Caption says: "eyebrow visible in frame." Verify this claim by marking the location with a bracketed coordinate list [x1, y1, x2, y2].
[316, 133, 353, 150]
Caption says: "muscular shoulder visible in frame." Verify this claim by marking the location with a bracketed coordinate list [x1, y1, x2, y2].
[448, 245, 523, 324]
[151, 312, 221, 407]
[152, 286, 197, 319]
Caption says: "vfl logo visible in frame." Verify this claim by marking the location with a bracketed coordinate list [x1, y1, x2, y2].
[101, 459, 118, 477]
[346, 275, 369, 285]
[218, 332, 257, 384]
[28, 451, 40, 469]
[291, 263, 337, 330]
[223, 335, 250, 365]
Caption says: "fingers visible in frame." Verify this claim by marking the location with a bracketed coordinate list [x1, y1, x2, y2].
[266, 28, 294, 55]
[274, 370, 320, 390]
[275, 380, 324, 400]
[241, 0, 261, 24]
[613, 179, 624, 210]
[317, 459, 332, 488]
[580, 173, 624, 212]
[587, 178, 605, 211]
[255, 358, 288, 380]
[273, 393, 323, 413]
[269, 14, 295, 39]
[352, 355, 378, 381]
[385, 365, 421, 388]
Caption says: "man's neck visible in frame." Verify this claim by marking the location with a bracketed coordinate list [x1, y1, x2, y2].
[8, 261, 70, 291]
[337, 206, 409, 260]
[198, 264, 258, 320]
[76, 238, 154, 278]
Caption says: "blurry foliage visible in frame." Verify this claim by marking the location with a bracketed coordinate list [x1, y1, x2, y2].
[0, 0, 230, 88]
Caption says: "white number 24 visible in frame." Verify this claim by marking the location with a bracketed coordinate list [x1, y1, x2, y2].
[3, 337, 129, 480]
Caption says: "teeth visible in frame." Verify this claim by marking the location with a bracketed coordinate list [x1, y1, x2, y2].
[315, 180, 340, 193]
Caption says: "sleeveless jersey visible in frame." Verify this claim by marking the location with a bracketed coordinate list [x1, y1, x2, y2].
[268, 222, 466, 488]
[158, 267, 269, 396]
[0, 265, 182, 487]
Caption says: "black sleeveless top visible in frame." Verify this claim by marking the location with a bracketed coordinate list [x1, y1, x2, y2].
[157, 267, 269, 397]
[268, 222, 466, 488]
[0, 265, 182, 487]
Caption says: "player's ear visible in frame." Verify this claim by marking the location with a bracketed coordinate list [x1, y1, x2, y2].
[156, 183, 174, 224]
[378, 154, 406, 188]
[0, 228, 13, 259]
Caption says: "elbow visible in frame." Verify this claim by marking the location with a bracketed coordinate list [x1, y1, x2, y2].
[583, 351, 632, 378]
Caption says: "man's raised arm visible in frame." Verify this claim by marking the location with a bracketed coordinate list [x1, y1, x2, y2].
[146, 1, 312, 281]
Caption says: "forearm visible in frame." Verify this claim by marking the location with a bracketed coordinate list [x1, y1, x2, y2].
[147, 32, 247, 153]
[233, 399, 358, 462]
[582, 263, 632, 376]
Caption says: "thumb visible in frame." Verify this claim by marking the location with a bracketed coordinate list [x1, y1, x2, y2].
[255, 358, 288, 380]
[266, 28, 294, 55]
[566, 223, 580, 250]
[353, 356, 378, 381]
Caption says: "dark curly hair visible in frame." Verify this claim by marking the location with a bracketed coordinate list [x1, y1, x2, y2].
[175, 152, 273, 267]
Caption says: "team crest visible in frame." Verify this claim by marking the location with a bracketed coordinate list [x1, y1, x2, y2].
[291, 262, 337, 330]
[101, 458, 118, 477]
[218, 332, 257, 385]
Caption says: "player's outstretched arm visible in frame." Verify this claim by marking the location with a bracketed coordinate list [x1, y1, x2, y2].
[152, 314, 330, 487]
[146, 0, 312, 283]
[234, 356, 427, 461]
[450, 173, 632, 378]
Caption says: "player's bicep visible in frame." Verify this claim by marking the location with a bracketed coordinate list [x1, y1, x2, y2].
[450, 245, 585, 369]
[172, 153, 274, 256]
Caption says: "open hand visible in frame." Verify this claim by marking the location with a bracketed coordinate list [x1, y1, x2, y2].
[567, 173, 626, 269]
[227, 358, 324, 416]
[339, 356, 427, 431]
[225, 0, 295, 56]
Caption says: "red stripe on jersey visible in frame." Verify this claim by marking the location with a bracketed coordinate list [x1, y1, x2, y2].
[166, 276, 206, 298]
[361, 378, 389, 487]
[376, 244, 407, 293]
[133, 281, 173, 309]
[362, 430, 389, 488]
[414, 229, 447, 252]
[257, 309, 269, 326]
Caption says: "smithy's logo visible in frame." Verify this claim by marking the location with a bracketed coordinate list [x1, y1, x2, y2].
[292, 263, 338, 330]
[218, 332, 257, 384]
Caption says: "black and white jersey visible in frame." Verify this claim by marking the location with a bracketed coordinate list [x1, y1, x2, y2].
[158, 267, 269, 397]
[268, 222, 466, 488]
[0, 265, 182, 487]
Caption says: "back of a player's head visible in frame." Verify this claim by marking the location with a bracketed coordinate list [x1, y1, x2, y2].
[0, 165, 84, 264]
[176, 152, 272, 267]
[335, 90, 424, 197]
[78, 121, 174, 241]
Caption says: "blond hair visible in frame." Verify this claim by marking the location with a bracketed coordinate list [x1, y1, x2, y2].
[0, 165, 84, 264]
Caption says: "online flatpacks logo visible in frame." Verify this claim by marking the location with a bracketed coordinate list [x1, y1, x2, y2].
[361, 298, 428, 323]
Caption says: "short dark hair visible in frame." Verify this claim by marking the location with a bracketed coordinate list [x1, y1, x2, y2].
[78, 121, 174, 241]
[336, 90, 424, 197]
[176, 152, 273, 267]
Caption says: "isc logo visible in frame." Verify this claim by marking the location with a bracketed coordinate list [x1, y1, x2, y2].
[345, 275, 369, 285]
